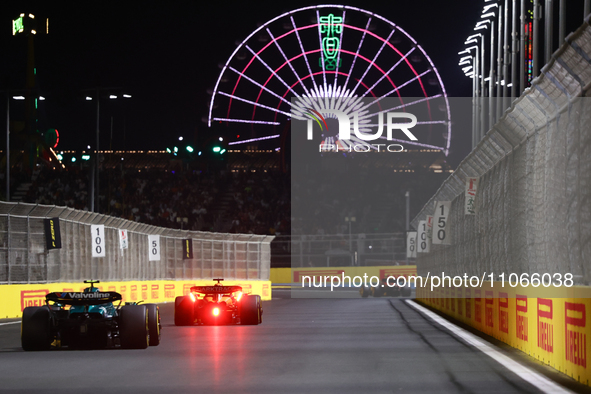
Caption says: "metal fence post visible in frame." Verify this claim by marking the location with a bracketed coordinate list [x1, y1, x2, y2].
[7, 213, 11, 284]
[26, 214, 31, 283]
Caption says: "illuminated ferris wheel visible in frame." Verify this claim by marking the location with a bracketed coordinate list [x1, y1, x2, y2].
[208, 5, 451, 154]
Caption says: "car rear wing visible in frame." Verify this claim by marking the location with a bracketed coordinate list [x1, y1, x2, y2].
[190, 286, 242, 294]
[46, 292, 123, 306]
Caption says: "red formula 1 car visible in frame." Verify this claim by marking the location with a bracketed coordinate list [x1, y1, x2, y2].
[174, 279, 262, 326]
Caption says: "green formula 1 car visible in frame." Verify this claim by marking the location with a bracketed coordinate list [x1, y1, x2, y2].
[21, 280, 161, 350]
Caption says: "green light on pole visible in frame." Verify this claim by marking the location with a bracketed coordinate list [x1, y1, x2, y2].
[12, 17, 24, 35]
[56, 154, 63, 161]
[82, 155, 90, 161]
[173, 146, 178, 153]
[186, 146, 194, 153]
[71, 157, 77, 163]
[166, 148, 171, 153]
[212, 146, 221, 153]
[220, 149, 226, 154]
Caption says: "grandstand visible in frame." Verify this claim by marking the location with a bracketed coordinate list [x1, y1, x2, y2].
[7, 146, 451, 267]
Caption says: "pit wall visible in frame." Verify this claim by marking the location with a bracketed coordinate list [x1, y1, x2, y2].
[416, 283, 591, 386]
[270, 266, 417, 285]
[0, 279, 271, 319]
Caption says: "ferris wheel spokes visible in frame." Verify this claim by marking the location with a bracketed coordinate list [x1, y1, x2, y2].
[208, 5, 451, 155]
[266, 27, 313, 98]
[354, 68, 433, 116]
[244, 45, 301, 99]
[361, 47, 416, 99]
[354, 94, 445, 124]
[342, 17, 372, 98]
[331, 10, 347, 96]
[290, 16, 318, 95]
[218, 91, 292, 118]
[351, 28, 396, 97]
[315, 10, 328, 93]
[228, 66, 292, 107]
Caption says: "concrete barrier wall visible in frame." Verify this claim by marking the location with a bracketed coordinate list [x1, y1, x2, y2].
[417, 285, 591, 386]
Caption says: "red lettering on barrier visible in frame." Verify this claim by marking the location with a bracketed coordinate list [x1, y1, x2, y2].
[565, 302, 586, 368]
[183, 284, 195, 296]
[293, 269, 345, 283]
[164, 284, 175, 299]
[141, 284, 148, 301]
[475, 290, 482, 323]
[485, 291, 494, 328]
[130, 285, 138, 301]
[499, 292, 509, 334]
[237, 283, 253, 294]
[537, 298, 553, 353]
[263, 284, 269, 297]
[108, 286, 116, 292]
[465, 288, 471, 319]
[20, 290, 49, 311]
[118, 286, 127, 303]
[434, 288, 439, 306]
[151, 284, 159, 300]
[379, 268, 416, 279]
[516, 295, 528, 342]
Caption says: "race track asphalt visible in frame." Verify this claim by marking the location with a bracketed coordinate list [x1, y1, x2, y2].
[0, 291, 584, 393]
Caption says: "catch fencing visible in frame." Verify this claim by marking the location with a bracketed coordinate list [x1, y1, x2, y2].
[0, 201, 273, 284]
[276, 233, 408, 267]
[411, 21, 591, 285]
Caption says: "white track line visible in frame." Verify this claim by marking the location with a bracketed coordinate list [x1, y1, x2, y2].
[405, 300, 574, 394]
[0, 321, 20, 326]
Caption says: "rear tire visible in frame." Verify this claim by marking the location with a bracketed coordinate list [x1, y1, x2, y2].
[21, 306, 52, 351]
[174, 296, 194, 326]
[360, 287, 370, 298]
[119, 305, 149, 349]
[401, 286, 411, 297]
[240, 295, 262, 325]
[145, 303, 161, 346]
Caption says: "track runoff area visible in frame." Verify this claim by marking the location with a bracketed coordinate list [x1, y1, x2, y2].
[2, 292, 589, 393]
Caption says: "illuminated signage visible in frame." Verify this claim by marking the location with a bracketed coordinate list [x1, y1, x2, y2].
[12, 16, 24, 35]
[318, 14, 343, 70]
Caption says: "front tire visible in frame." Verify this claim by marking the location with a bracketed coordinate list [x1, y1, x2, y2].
[21, 306, 52, 351]
[119, 305, 149, 349]
[371, 287, 382, 298]
[240, 295, 262, 325]
[145, 303, 161, 346]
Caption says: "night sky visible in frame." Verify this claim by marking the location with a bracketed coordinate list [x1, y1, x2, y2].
[1, 1, 482, 159]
